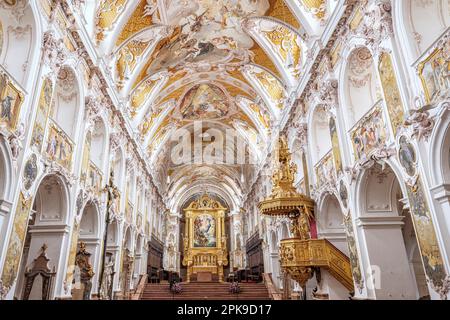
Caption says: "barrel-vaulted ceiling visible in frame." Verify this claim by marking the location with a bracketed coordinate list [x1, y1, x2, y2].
[94, 0, 330, 209]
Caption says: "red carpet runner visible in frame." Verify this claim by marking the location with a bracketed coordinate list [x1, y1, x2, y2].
[140, 282, 272, 300]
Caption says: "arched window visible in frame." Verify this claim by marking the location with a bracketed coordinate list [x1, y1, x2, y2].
[51, 67, 80, 139]
[343, 47, 381, 129]
[401, 0, 450, 60]
[358, 163, 429, 299]
[0, 3, 38, 87]
[310, 105, 332, 164]
[89, 119, 107, 171]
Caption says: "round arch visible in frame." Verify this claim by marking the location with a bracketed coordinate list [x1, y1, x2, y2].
[316, 192, 348, 255]
[308, 104, 332, 164]
[51, 66, 84, 140]
[354, 161, 429, 300]
[394, 0, 450, 62]
[0, 1, 42, 89]
[14, 173, 70, 300]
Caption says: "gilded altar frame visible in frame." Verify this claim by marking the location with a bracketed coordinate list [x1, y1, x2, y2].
[182, 194, 228, 282]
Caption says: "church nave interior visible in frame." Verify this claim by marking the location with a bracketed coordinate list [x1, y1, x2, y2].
[0, 0, 449, 301]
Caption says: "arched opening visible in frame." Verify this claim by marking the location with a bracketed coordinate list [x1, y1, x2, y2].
[107, 220, 118, 246]
[125, 170, 135, 225]
[401, 0, 450, 60]
[89, 119, 107, 172]
[15, 174, 68, 300]
[317, 195, 347, 253]
[133, 234, 144, 288]
[51, 67, 80, 140]
[44, 67, 80, 172]
[291, 139, 305, 187]
[315, 194, 350, 300]
[120, 227, 133, 297]
[0, 2, 38, 87]
[269, 231, 281, 288]
[113, 148, 125, 193]
[358, 163, 429, 299]
[75, 202, 100, 299]
[310, 105, 332, 164]
[343, 47, 381, 130]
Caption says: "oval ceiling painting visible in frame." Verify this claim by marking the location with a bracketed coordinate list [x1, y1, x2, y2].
[178, 83, 230, 120]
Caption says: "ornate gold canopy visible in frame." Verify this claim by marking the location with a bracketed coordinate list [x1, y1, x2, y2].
[258, 135, 316, 289]
[258, 136, 353, 294]
[258, 135, 315, 239]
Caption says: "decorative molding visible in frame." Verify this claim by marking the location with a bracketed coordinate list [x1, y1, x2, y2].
[42, 31, 67, 74]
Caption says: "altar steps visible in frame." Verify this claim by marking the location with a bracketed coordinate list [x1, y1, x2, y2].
[140, 282, 271, 300]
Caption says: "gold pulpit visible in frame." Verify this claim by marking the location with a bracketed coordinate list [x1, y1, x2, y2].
[258, 136, 354, 298]
[182, 194, 228, 282]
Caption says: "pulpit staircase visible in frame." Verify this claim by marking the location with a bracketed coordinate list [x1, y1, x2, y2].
[284, 239, 354, 291]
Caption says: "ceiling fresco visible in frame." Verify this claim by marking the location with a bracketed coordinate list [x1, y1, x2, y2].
[177, 83, 232, 121]
[94, 0, 328, 206]
[144, 0, 270, 74]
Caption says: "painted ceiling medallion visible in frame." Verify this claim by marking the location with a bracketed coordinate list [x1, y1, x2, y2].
[174, 83, 236, 121]
[144, 0, 271, 74]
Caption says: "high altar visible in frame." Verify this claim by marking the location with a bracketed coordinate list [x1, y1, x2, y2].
[182, 195, 228, 282]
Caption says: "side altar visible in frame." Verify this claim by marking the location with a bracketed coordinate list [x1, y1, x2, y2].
[182, 194, 228, 282]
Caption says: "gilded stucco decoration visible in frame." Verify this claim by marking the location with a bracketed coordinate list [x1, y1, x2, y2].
[0, 192, 32, 295]
[406, 178, 449, 299]
[130, 72, 167, 118]
[1, 0, 447, 302]
[262, 23, 302, 78]
[298, 0, 327, 21]
[96, 0, 128, 43]
[115, 27, 166, 89]
[268, 0, 301, 29]
[64, 219, 81, 295]
[244, 65, 286, 109]
[30, 77, 54, 152]
[378, 52, 405, 137]
[329, 117, 343, 176]
[115, 0, 156, 46]
[343, 213, 364, 293]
